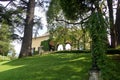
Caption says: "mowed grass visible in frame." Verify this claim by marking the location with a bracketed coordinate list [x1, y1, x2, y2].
[0, 53, 91, 80]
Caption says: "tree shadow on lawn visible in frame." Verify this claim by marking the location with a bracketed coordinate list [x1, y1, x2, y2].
[0, 53, 91, 80]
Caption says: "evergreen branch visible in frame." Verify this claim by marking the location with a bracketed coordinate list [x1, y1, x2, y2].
[55, 16, 89, 25]
[21, 0, 28, 5]
[4, 0, 14, 8]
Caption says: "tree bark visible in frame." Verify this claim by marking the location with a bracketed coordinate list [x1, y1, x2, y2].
[115, 0, 120, 46]
[19, 0, 35, 58]
[107, 0, 117, 48]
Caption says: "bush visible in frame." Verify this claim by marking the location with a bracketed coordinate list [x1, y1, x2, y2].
[55, 50, 90, 53]
[107, 49, 120, 54]
[41, 39, 50, 51]
[54, 49, 120, 54]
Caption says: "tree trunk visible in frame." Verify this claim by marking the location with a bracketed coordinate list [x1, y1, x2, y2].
[19, 0, 35, 58]
[107, 0, 117, 48]
[115, 0, 120, 46]
[77, 40, 80, 50]
[81, 24, 86, 50]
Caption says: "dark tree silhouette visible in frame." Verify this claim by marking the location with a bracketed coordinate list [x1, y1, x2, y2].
[19, 0, 35, 58]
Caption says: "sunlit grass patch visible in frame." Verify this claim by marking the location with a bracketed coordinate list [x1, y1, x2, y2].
[0, 65, 25, 72]
[0, 53, 91, 80]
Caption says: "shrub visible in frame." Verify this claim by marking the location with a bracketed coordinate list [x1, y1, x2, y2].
[41, 39, 50, 51]
[55, 50, 90, 53]
[107, 49, 120, 54]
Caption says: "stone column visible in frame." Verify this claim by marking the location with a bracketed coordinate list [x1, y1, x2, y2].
[89, 69, 102, 80]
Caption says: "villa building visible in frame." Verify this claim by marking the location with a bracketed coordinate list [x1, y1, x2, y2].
[32, 32, 49, 51]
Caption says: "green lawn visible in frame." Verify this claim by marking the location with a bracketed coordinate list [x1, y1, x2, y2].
[0, 53, 120, 80]
[0, 53, 91, 80]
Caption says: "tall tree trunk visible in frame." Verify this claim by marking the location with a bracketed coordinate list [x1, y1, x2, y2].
[19, 0, 35, 58]
[107, 0, 117, 48]
[115, 0, 120, 46]
[81, 24, 86, 50]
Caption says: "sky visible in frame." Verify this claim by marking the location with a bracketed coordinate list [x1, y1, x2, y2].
[0, 1, 48, 55]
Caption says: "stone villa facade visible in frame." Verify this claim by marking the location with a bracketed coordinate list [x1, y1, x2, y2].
[32, 32, 49, 51]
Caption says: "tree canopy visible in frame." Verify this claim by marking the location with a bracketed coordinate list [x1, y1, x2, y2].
[0, 19, 11, 56]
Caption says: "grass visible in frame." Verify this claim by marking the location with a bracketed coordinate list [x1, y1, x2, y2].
[0, 53, 120, 80]
[0, 53, 91, 80]
[101, 54, 120, 80]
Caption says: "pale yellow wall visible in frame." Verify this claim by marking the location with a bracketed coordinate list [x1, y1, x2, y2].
[32, 35, 49, 51]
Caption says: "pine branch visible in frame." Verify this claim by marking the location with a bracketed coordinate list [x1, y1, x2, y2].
[55, 16, 89, 25]
[4, 0, 14, 8]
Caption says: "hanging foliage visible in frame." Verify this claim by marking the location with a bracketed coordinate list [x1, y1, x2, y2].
[86, 11, 108, 68]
